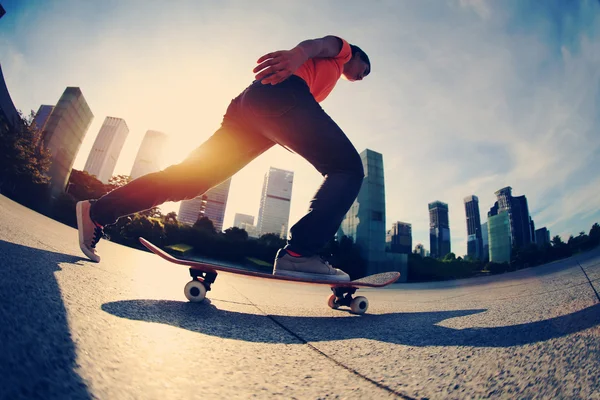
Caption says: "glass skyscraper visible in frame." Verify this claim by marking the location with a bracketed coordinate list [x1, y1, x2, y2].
[488, 211, 511, 263]
[386, 221, 412, 254]
[178, 178, 232, 232]
[429, 201, 451, 258]
[83, 117, 129, 183]
[130, 130, 168, 180]
[490, 186, 532, 249]
[40, 87, 94, 196]
[338, 149, 406, 278]
[257, 167, 294, 238]
[464, 195, 484, 260]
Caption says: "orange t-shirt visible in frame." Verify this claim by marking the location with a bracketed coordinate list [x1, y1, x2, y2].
[293, 38, 352, 103]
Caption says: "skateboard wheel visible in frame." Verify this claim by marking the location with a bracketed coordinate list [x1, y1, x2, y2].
[327, 294, 340, 309]
[184, 280, 207, 302]
[350, 296, 369, 314]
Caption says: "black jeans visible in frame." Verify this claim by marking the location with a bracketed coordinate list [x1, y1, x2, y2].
[91, 76, 364, 256]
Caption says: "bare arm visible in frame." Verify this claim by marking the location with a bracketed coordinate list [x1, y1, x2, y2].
[253, 36, 343, 85]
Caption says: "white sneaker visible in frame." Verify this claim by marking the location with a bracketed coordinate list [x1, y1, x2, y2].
[76, 200, 103, 262]
[273, 249, 350, 282]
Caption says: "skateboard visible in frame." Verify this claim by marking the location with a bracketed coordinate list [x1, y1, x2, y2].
[140, 237, 400, 314]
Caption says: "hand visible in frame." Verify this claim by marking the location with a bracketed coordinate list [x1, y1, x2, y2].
[253, 47, 308, 85]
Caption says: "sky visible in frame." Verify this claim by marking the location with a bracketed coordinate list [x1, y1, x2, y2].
[1, 0, 599, 256]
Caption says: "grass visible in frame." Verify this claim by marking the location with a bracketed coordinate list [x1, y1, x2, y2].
[245, 257, 272, 268]
[165, 243, 193, 254]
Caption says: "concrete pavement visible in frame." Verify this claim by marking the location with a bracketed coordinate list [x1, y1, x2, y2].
[0, 194, 598, 399]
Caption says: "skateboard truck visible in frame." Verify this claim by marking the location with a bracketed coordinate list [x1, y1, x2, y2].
[329, 287, 369, 314]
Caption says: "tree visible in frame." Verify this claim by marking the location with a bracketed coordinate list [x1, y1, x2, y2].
[107, 174, 131, 190]
[193, 216, 216, 235]
[0, 111, 51, 199]
[224, 227, 249, 242]
[442, 252, 456, 262]
[551, 235, 564, 246]
[590, 223, 600, 247]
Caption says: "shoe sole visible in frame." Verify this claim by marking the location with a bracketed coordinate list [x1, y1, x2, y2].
[76, 201, 100, 263]
[273, 269, 350, 282]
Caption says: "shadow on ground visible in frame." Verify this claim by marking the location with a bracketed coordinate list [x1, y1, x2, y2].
[102, 298, 600, 347]
[0, 240, 92, 399]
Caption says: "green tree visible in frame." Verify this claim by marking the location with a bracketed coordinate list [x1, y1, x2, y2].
[224, 226, 249, 242]
[193, 216, 216, 235]
[442, 252, 456, 262]
[589, 223, 600, 247]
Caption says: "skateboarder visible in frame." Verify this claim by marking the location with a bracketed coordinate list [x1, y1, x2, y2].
[76, 35, 371, 282]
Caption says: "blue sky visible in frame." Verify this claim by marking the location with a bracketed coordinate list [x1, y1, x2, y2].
[1, 0, 599, 256]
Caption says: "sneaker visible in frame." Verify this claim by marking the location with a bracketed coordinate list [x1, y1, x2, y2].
[273, 249, 350, 282]
[76, 200, 103, 262]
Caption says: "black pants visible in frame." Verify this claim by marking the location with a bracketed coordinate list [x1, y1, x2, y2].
[91, 76, 364, 256]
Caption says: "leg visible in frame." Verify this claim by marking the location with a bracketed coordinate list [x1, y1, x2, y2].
[91, 106, 274, 226]
[241, 78, 364, 256]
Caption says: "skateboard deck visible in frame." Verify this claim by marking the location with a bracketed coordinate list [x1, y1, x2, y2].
[140, 237, 400, 314]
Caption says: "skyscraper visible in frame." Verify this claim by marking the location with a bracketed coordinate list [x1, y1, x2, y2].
[257, 167, 294, 238]
[178, 178, 232, 232]
[233, 213, 254, 228]
[429, 201, 451, 259]
[0, 63, 22, 131]
[535, 227, 551, 247]
[130, 130, 168, 180]
[464, 195, 483, 260]
[338, 149, 406, 279]
[386, 221, 412, 254]
[413, 243, 426, 258]
[489, 186, 533, 249]
[40, 87, 94, 196]
[32, 105, 54, 133]
[83, 117, 129, 183]
[488, 211, 511, 263]
[481, 221, 489, 261]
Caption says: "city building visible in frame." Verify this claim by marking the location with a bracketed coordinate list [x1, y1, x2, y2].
[178, 178, 231, 232]
[0, 63, 21, 131]
[481, 221, 489, 262]
[257, 167, 294, 238]
[535, 227, 551, 247]
[39, 87, 94, 196]
[464, 195, 484, 260]
[413, 243, 426, 258]
[130, 130, 168, 180]
[233, 213, 255, 229]
[489, 186, 533, 249]
[83, 117, 129, 183]
[338, 149, 406, 279]
[32, 105, 54, 134]
[488, 211, 511, 263]
[386, 221, 412, 254]
[429, 201, 451, 259]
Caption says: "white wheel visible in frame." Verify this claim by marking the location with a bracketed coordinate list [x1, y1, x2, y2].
[184, 280, 207, 302]
[350, 296, 369, 314]
[327, 294, 340, 309]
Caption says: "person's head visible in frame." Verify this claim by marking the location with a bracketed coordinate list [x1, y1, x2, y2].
[343, 44, 371, 82]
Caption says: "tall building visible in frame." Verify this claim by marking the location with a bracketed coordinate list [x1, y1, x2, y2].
[429, 201, 451, 259]
[32, 105, 54, 133]
[0, 4, 5, 20]
[481, 221, 489, 261]
[83, 117, 129, 183]
[130, 130, 168, 180]
[464, 195, 484, 260]
[257, 167, 294, 238]
[386, 221, 412, 254]
[535, 227, 551, 247]
[413, 243, 426, 258]
[338, 149, 406, 279]
[0, 63, 21, 131]
[178, 178, 232, 232]
[488, 211, 511, 263]
[233, 213, 254, 228]
[40, 87, 94, 196]
[489, 186, 532, 249]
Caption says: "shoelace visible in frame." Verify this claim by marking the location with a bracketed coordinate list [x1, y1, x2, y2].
[91, 226, 103, 249]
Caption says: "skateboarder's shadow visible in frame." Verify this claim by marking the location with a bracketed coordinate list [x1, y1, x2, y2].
[101, 299, 600, 348]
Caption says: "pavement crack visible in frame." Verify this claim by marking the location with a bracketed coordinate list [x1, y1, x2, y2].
[228, 285, 415, 399]
[578, 261, 600, 302]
